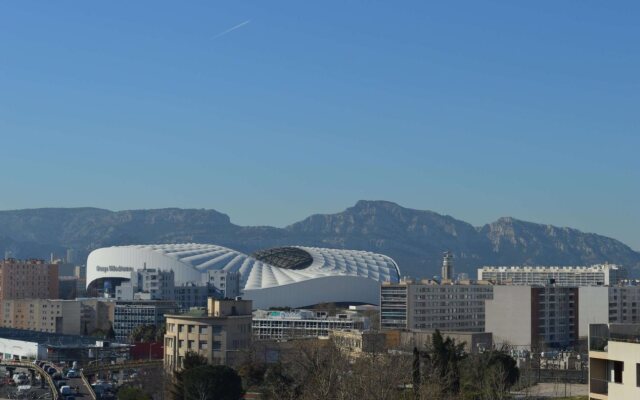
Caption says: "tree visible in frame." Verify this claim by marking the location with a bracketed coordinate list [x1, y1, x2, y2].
[419, 330, 467, 399]
[129, 324, 158, 343]
[182, 365, 243, 400]
[170, 351, 209, 400]
[261, 363, 298, 400]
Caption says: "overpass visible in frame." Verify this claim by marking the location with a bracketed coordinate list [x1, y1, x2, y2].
[0, 360, 59, 400]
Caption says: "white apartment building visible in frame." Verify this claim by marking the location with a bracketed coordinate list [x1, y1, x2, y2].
[252, 309, 369, 340]
[477, 264, 625, 286]
[113, 300, 179, 342]
[589, 323, 640, 400]
[380, 279, 493, 332]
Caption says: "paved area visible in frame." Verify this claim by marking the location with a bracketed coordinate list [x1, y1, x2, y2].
[513, 382, 588, 398]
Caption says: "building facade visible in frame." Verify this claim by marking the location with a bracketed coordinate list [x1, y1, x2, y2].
[486, 286, 579, 350]
[589, 323, 640, 400]
[164, 298, 252, 372]
[0, 299, 81, 335]
[252, 309, 369, 340]
[380, 279, 493, 332]
[478, 264, 625, 286]
[0, 259, 58, 300]
[113, 300, 179, 343]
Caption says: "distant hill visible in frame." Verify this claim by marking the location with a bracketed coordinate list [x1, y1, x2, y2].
[0, 200, 638, 278]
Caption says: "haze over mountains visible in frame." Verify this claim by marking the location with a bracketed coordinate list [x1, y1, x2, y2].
[0, 200, 638, 278]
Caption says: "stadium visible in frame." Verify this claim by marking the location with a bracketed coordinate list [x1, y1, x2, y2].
[86, 243, 400, 309]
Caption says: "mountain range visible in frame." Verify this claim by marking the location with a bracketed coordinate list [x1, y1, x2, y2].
[0, 200, 638, 278]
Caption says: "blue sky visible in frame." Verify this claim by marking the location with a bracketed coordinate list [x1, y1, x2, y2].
[1, 1, 638, 249]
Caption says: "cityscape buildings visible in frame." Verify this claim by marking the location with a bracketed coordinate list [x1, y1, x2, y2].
[87, 243, 400, 308]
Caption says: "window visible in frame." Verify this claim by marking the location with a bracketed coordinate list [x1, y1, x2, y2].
[636, 363, 640, 387]
[612, 361, 624, 384]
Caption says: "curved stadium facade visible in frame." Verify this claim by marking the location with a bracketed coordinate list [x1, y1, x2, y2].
[86, 243, 400, 309]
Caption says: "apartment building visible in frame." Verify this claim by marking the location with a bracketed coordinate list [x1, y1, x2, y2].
[164, 298, 252, 372]
[252, 309, 369, 340]
[0, 259, 58, 300]
[589, 323, 640, 400]
[113, 300, 179, 343]
[0, 299, 81, 335]
[486, 286, 579, 350]
[380, 279, 493, 332]
[202, 270, 241, 299]
[478, 264, 625, 286]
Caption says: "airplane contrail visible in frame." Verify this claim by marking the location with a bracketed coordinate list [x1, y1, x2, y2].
[211, 20, 250, 40]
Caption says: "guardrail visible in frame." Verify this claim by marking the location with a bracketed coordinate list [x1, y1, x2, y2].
[0, 360, 59, 400]
[82, 359, 163, 375]
[80, 371, 97, 400]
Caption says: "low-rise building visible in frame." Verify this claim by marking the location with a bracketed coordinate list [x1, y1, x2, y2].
[164, 298, 253, 372]
[589, 323, 640, 400]
[380, 279, 493, 332]
[330, 330, 386, 358]
[0, 327, 130, 363]
[252, 309, 369, 340]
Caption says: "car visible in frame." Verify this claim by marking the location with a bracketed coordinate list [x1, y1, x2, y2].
[13, 374, 28, 385]
[66, 370, 79, 378]
[60, 385, 73, 396]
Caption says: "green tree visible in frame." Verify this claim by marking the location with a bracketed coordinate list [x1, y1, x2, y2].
[420, 330, 467, 398]
[170, 351, 208, 400]
[182, 365, 243, 400]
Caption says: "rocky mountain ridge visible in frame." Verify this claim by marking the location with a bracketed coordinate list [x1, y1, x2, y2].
[0, 200, 638, 278]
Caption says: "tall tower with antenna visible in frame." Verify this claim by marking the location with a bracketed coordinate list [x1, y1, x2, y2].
[442, 251, 454, 281]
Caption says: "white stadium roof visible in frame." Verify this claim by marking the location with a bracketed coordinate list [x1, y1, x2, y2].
[86, 243, 400, 308]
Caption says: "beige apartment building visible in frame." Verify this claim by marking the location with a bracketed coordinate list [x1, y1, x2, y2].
[0, 298, 115, 336]
[0, 299, 81, 335]
[0, 259, 58, 300]
[589, 323, 640, 400]
[164, 298, 252, 372]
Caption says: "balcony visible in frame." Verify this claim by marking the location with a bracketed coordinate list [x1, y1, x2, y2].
[590, 323, 640, 351]
[589, 378, 608, 396]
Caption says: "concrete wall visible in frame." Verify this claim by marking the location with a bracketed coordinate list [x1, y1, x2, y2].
[577, 287, 609, 338]
[606, 340, 640, 399]
[486, 286, 532, 349]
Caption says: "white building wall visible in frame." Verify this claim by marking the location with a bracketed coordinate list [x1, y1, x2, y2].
[0, 338, 44, 360]
[244, 275, 382, 309]
[577, 286, 609, 337]
[606, 340, 640, 399]
[485, 286, 532, 349]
